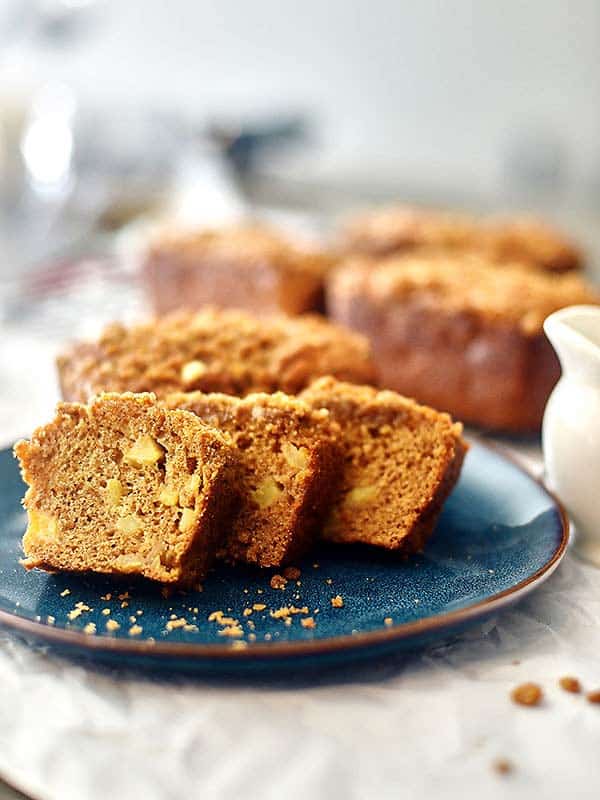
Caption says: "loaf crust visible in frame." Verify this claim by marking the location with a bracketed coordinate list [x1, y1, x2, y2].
[326, 255, 599, 432]
[57, 308, 376, 403]
[15, 393, 235, 586]
[300, 378, 466, 553]
[340, 206, 583, 273]
[142, 225, 333, 316]
[165, 391, 341, 567]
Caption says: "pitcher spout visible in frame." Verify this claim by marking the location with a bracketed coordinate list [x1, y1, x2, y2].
[544, 305, 600, 381]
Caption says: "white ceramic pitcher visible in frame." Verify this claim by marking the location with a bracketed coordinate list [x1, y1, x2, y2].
[543, 305, 600, 565]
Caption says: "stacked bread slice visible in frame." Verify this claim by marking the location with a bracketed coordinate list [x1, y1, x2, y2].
[16, 379, 466, 587]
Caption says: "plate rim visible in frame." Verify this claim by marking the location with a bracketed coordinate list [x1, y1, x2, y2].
[0, 438, 569, 661]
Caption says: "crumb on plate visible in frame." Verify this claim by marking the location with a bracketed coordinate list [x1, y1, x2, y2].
[283, 566, 301, 580]
[270, 574, 287, 590]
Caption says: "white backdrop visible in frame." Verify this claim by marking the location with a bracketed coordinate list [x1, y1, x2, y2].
[14, 0, 600, 202]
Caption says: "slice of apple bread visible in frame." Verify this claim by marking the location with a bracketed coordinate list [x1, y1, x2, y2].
[164, 391, 341, 567]
[300, 377, 467, 554]
[14, 392, 235, 586]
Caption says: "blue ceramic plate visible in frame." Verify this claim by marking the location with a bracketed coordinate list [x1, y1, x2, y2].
[0, 441, 567, 675]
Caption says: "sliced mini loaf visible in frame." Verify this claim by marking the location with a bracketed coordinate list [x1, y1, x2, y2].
[57, 307, 376, 403]
[164, 391, 341, 567]
[339, 205, 583, 273]
[143, 224, 333, 316]
[300, 378, 467, 553]
[14, 393, 235, 586]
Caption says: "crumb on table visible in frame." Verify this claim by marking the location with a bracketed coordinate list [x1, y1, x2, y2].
[492, 758, 514, 776]
[559, 676, 581, 694]
[511, 682, 543, 707]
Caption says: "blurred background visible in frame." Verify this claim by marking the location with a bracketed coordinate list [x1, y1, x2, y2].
[2, 0, 600, 438]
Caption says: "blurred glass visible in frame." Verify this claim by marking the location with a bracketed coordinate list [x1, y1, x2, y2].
[0, 0, 102, 309]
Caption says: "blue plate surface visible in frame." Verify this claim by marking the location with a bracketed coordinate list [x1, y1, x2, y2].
[0, 441, 567, 674]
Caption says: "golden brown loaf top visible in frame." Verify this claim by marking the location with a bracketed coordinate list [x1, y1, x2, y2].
[14, 393, 236, 586]
[341, 206, 477, 256]
[300, 377, 467, 551]
[57, 307, 377, 403]
[164, 390, 341, 567]
[330, 254, 599, 335]
[340, 205, 583, 272]
[146, 224, 333, 280]
[478, 216, 582, 274]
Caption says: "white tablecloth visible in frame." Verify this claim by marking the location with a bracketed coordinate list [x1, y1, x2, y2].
[2, 330, 600, 800]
